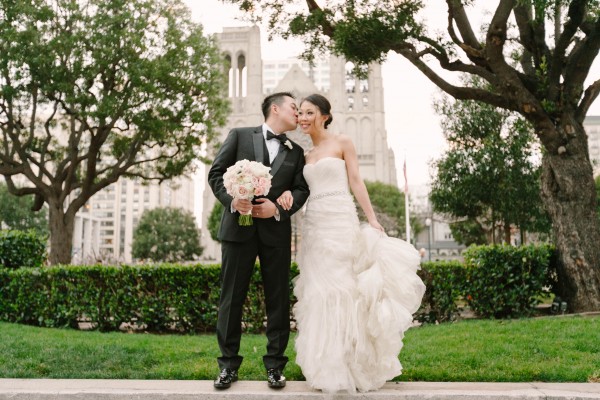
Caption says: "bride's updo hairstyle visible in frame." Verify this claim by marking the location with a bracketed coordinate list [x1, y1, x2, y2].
[301, 94, 333, 129]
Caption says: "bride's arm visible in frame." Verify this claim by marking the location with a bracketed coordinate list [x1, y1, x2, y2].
[277, 190, 293, 210]
[341, 136, 384, 232]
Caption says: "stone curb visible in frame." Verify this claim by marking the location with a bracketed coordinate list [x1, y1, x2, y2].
[1, 379, 599, 400]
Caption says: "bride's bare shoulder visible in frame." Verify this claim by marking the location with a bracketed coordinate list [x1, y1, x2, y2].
[332, 132, 348, 139]
[334, 133, 353, 145]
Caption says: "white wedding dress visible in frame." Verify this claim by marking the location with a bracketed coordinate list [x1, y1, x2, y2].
[294, 157, 426, 393]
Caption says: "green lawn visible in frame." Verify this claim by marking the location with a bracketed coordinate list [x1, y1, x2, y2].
[1, 315, 599, 382]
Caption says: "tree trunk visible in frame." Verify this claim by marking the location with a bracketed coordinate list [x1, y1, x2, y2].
[504, 224, 511, 244]
[48, 202, 75, 265]
[540, 126, 600, 312]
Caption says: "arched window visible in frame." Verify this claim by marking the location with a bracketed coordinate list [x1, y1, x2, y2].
[345, 62, 356, 93]
[237, 54, 246, 97]
[348, 96, 354, 111]
[224, 54, 233, 97]
[360, 78, 369, 93]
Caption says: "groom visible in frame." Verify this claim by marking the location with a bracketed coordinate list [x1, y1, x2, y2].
[208, 92, 309, 389]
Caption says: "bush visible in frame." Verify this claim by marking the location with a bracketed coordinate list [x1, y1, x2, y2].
[416, 260, 466, 323]
[0, 246, 560, 332]
[0, 262, 301, 333]
[462, 244, 554, 318]
[0, 230, 46, 269]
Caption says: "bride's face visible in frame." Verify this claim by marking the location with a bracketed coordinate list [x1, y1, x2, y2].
[298, 101, 328, 134]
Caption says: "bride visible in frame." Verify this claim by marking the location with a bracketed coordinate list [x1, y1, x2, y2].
[277, 93, 426, 393]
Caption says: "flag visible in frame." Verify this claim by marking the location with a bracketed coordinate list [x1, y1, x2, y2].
[403, 158, 408, 194]
[403, 156, 410, 243]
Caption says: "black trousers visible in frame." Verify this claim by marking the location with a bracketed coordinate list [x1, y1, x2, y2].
[216, 237, 291, 371]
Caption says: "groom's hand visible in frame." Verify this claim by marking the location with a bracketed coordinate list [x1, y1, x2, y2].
[232, 198, 253, 214]
[252, 198, 277, 219]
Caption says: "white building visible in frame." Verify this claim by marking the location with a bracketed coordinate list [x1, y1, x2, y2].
[71, 206, 100, 265]
[584, 115, 600, 176]
[410, 184, 467, 262]
[263, 58, 331, 94]
[87, 177, 194, 264]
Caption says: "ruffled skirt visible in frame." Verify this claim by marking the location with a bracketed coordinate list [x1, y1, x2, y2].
[294, 199, 426, 393]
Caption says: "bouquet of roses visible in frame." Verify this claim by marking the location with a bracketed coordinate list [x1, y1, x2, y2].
[223, 159, 273, 226]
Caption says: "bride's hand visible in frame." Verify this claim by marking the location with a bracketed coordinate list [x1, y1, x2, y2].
[277, 190, 293, 210]
[368, 219, 385, 233]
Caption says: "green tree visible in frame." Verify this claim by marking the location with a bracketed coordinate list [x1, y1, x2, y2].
[448, 219, 488, 247]
[430, 85, 551, 245]
[226, 0, 600, 311]
[0, 0, 228, 264]
[132, 207, 203, 262]
[0, 183, 48, 236]
[362, 180, 421, 239]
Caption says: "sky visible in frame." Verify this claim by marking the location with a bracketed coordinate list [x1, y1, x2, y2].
[187, 1, 600, 188]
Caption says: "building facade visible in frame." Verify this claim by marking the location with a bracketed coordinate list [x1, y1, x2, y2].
[201, 25, 398, 261]
[71, 206, 101, 265]
[584, 115, 600, 177]
[87, 177, 194, 264]
[410, 184, 467, 262]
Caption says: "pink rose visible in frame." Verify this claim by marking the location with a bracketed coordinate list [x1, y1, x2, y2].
[235, 185, 249, 199]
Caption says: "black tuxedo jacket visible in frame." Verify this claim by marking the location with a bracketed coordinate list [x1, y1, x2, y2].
[208, 126, 310, 246]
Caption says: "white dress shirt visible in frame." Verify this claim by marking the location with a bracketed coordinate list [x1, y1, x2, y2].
[263, 123, 282, 164]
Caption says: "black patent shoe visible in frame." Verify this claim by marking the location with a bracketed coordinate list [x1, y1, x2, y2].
[266, 368, 286, 388]
[213, 368, 238, 389]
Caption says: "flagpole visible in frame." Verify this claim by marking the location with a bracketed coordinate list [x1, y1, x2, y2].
[403, 154, 411, 243]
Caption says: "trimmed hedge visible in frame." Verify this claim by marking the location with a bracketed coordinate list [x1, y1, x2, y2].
[0, 263, 300, 333]
[0, 229, 46, 269]
[462, 244, 555, 318]
[416, 260, 466, 323]
[0, 245, 558, 332]
[416, 244, 556, 322]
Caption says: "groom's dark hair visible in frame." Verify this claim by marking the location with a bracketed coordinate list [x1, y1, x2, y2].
[262, 92, 295, 119]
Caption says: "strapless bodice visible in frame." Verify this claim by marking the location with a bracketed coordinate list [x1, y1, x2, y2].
[303, 157, 353, 212]
[303, 157, 349, 195]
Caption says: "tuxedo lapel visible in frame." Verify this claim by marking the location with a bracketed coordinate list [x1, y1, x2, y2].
[270, 147, 289, 176]
[252, 129, 265, 164]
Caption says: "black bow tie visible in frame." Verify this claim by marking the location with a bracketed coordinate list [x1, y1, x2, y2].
[266, 130, 288, 144]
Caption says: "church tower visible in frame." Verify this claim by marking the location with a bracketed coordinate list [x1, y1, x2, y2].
[323, 57, 396, 184]
[200, 26, 264, 261]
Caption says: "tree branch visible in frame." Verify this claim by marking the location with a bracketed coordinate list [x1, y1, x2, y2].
[513, 3, 543, 75]
[564, 16, 600, 109]
[396, 46, 516, 111]
[576, 79, 600, 122]
[486, 0, 516, 74]
[548, 0, 587, 102]
[446, 0, 487, 68]
[3, 177, 40, 197]
[447, 0, 481, 50]
[482, 0, 556, 128]
[410, 43, 497, 84]
[530, 1, 549, 61]
[304, 0, 335, 36]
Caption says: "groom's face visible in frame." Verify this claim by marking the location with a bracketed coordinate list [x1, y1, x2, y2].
[275, 96, 298, 132]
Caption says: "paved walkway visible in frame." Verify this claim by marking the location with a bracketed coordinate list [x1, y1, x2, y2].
[1, 379, 599, 399]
